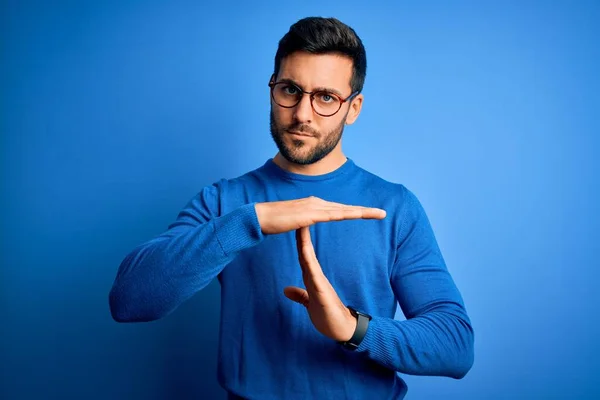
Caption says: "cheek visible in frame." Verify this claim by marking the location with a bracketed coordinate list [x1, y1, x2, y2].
[272, 106, 292, 124]
[322, 117, 344, 134]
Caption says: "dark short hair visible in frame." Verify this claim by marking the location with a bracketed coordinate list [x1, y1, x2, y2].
[273, 17, 367, 94]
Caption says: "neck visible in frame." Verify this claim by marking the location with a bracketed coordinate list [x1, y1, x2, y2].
[273, 150, 347, 176]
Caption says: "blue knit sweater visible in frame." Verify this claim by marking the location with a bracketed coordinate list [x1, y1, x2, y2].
[109, 158, 474, 399]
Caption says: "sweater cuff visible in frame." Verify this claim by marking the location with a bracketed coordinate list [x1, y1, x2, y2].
[213, 203, 265, 256]
[353, 316, 394, 362]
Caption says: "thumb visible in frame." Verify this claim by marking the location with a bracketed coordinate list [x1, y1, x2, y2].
[283, 286, 310, 307]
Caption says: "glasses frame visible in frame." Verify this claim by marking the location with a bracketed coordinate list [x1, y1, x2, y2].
[268, 78, 359, 117]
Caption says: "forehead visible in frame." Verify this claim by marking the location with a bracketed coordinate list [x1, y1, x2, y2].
[278, 52, 353, 92]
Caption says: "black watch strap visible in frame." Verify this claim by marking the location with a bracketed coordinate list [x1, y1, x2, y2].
[340, 307, 371, 350]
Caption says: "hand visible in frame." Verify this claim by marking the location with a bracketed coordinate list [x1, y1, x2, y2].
[283, 226, 358, 342]
[255, 196, 386, 235]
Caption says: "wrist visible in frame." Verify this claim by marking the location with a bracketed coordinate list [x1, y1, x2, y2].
[254, 202, 269, 234]
[339, 306, 371, 350]
[339, 307, 358, 341]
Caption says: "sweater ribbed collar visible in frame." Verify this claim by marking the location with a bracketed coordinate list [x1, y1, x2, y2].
[262, 157, 356, 182]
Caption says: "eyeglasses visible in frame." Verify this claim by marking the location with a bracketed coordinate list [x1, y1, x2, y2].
[269, 79, 359, 117]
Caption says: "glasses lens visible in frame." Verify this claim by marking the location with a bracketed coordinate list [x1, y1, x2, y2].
[272, 83, 302, 107]
[312, 91, 341, 116]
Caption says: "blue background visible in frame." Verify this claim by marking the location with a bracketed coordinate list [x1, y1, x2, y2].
[2, 1, 599, 399]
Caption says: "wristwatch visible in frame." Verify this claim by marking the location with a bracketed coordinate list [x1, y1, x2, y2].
[339, 306, 372, 350]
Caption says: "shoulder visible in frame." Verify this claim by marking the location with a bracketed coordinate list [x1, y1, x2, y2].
[188, 161, 274, 216]
[350, 163, 432, 236]
[351, 162, 417, 206]
[213, 161, 272, 198]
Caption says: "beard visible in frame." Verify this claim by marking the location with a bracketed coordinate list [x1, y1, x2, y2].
[269, 108, 347, 165]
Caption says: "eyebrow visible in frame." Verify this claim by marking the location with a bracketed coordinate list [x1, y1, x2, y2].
[277, 78, 345, 97]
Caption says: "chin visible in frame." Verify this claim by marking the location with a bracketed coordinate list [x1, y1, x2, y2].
[281, 151, 311, 165]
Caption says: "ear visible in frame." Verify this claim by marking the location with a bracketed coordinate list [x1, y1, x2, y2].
[344, 94, 364, 125]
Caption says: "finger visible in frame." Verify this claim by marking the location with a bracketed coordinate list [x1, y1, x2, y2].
[295, 227, 307, 273]
[283, 286, 310, 307]
[313, 207, 386, 222]
[347, 206, 387, 219]
[314, 201, 386, 214]
[303, 197, 386, 219]
[295, 227, 314, 276]
[296, 227, 318, 266]
[296, 227, 329, 293]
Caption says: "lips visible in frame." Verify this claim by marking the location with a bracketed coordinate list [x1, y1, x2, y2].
[287, 130, 313, 137]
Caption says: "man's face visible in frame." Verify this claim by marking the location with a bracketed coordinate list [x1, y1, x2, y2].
[269, 52, 358, 165]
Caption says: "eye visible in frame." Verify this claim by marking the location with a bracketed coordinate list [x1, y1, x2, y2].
[317, 92, 336, 103]
[282, 85, 300, 95]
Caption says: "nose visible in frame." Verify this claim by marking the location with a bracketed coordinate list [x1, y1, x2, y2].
[293, 94, 313, 124]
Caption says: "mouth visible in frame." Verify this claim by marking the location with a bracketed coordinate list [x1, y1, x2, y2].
[286, 130, 313, 138]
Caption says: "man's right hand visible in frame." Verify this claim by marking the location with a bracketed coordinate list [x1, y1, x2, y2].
[254, 196, 386, 235]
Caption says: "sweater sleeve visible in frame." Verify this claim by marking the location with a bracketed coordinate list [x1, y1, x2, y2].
[109, 180, 264, 322]
[353, 187, 474, 378]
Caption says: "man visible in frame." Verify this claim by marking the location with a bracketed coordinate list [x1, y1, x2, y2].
[110, 16, 474, 399]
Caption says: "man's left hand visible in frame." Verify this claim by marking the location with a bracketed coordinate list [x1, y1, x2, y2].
[283, 226, 357, 342]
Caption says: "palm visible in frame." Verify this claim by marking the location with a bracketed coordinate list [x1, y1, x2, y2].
[255, 196, 386, 235]
[283, 227, 356, 341]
